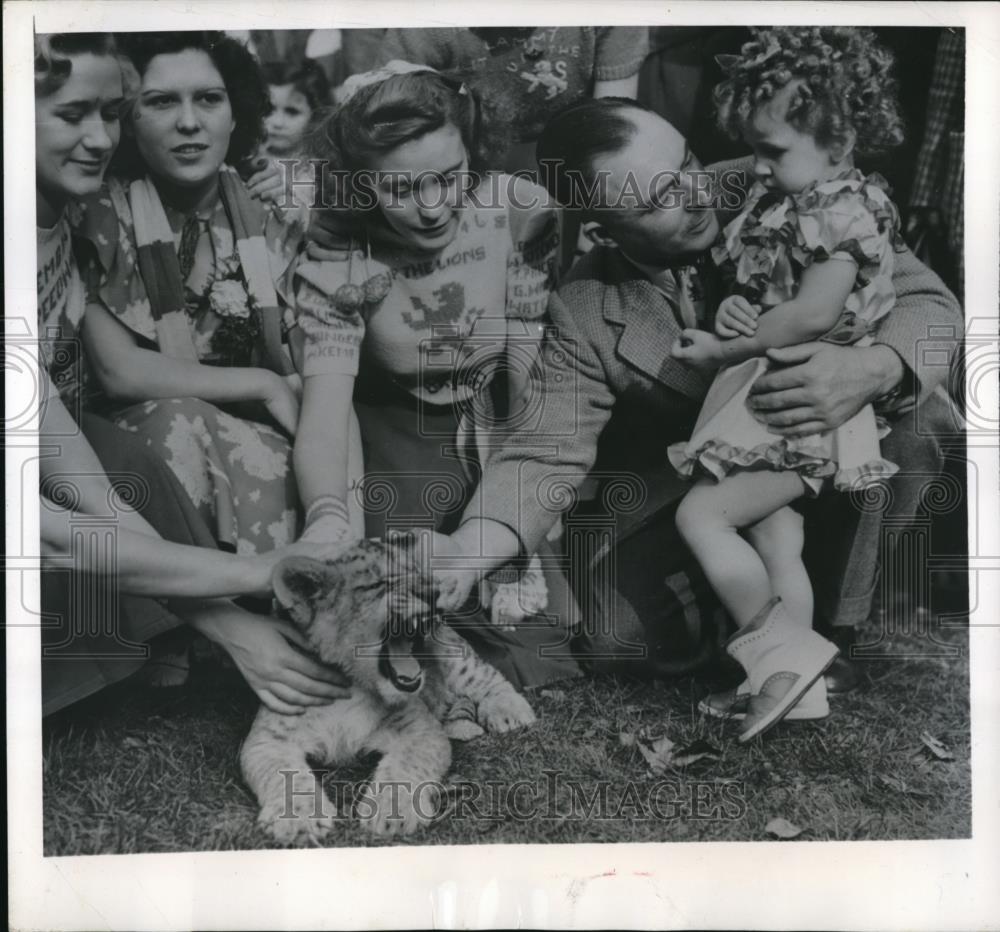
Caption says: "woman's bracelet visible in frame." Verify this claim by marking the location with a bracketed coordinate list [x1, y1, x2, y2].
[305, 495, 350, 527]
[298, 512, 352, 546]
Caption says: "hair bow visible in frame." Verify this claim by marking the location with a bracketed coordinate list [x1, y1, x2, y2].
[715, 37, 782, 76]
[335, 59, 467, 105]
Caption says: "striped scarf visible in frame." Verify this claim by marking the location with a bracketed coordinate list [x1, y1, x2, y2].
[127, 166, 293, 374]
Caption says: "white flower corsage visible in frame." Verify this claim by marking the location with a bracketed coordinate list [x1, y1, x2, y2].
[209, 278, 251, 319]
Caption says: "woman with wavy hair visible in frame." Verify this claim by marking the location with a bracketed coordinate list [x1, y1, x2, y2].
[291, 62, 580, 688]
[35, 32, 349, 715]
[75, 31, 347, 558]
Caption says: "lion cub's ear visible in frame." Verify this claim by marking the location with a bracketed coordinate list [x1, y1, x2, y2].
[273, 556, 332, 626]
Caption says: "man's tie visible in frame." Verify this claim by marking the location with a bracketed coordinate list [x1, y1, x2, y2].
[674, 262, 705, 330]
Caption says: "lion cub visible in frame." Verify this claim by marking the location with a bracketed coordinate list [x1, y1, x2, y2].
[241, 535, 536, 844]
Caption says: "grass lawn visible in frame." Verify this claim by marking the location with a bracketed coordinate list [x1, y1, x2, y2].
[42, 604, 970, 854]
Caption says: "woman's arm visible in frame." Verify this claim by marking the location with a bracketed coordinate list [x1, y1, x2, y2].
[82, 301, 296, 426]
[40, 498, 276, 597]
[294, 372, 356, 540]
[675, 259, 858, 367]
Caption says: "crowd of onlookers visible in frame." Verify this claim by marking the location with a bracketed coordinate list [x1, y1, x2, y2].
[35, 26, 964, 734]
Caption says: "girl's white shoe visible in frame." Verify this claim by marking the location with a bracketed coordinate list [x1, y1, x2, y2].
[699, 676, 829, 721]
[724, 597, 839, 742]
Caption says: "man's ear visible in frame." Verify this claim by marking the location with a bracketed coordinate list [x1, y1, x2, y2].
[828, 128, 857, 164]
[272, 556, 329, 626]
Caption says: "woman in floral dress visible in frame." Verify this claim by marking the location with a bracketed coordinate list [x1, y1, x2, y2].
[77, 32, 311, 555]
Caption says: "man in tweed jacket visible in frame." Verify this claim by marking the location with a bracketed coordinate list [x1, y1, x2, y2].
[435, 99, 961, 678]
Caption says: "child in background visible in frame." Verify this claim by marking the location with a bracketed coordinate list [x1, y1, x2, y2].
[668, 27, 906, 741]
[262, 60, 331, 210]
[262, 59, 331, 158]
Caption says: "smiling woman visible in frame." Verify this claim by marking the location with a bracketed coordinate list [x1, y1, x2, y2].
[71, 31, 316, 561]
[35, 34, 123, 228]
[32, 32, 353, 718]
[288, 64, 581, 690]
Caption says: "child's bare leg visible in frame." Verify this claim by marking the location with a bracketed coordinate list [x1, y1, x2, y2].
[745, 506, 812, 626]
[675, 471, 808, 627]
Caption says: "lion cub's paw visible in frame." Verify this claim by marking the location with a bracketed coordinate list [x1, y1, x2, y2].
[357, 781, 439, 837]
[444, 717, 486, 741]
[478, 689, 537, 733]
[258, 799, 337, 847]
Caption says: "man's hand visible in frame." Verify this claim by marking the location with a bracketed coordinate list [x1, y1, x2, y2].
[415, 530, 484, 613]
[409, 521, 519, 614]
[307, 209, 354, 253]
[715, 295, 760, 339]
[671, 329, 724, 369]
[749, 342, 905, 436]
[243, 157, 286, 205]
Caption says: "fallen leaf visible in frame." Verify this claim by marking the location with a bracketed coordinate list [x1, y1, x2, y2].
[670, 740, 722, 769]
[123, 736, 146, 749]
[650, 735, 676, 756]
[540, 689, 567, 702]
[919, 732, 955, 761]
[765, 817, 804, 840]
[618, 731, 636, 748]
[636, 735, 677, 774]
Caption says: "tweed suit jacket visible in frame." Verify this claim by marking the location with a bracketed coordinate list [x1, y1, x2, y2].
[466, 165, 963, 555]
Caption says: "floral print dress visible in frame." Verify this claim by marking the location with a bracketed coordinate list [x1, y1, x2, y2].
[76, 177, 305, 554]
[668, 169, 903, 494]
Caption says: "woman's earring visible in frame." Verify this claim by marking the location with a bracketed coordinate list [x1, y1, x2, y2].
[333, 282, 366, 313]
[332, 244, 365, 313]
[363, 273, 392, 305]
[361, 237, 391, 305]
[332, 238, 392, 313]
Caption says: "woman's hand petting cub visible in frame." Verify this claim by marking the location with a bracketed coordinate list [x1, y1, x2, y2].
[191, 606, 350, 715]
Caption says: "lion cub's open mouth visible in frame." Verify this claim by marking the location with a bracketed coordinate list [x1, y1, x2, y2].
[378, 636, 425, 693]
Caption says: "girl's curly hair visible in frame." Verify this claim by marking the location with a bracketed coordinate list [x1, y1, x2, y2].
[714, 26, 905, 157]
[111, 31, 271, 178]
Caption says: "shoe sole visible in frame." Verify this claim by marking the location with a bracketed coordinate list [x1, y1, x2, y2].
[738, 647, 839, 743]
[698, 696, 827, 722]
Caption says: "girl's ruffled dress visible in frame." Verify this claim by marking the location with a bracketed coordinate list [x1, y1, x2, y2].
[668, 169, 903, 495]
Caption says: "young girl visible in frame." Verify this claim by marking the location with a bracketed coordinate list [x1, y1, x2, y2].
[668, 27, 905, 741]
[261, 59, 330, 159]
